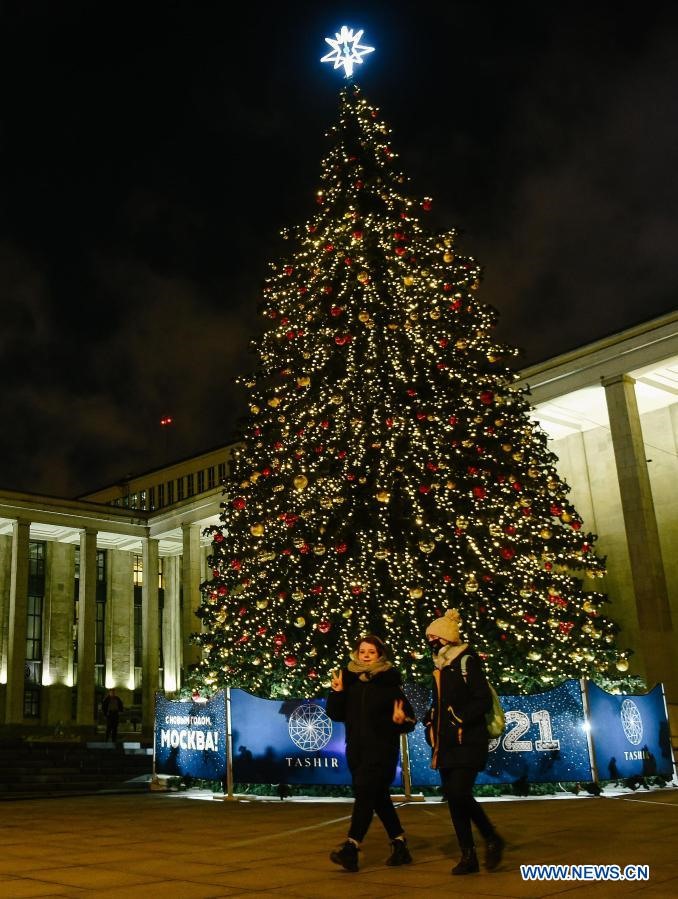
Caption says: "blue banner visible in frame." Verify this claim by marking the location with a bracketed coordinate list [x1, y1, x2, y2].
[232, 689, 405, 786]
[231, 689, 355, 785]
[155, 692, 226, 780]
[406, 680, 592, 786]
[587, 682, 674, 780]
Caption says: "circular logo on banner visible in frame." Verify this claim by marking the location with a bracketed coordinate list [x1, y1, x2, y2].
[288, 703, 333, 751]
[620, 698, 643, 745]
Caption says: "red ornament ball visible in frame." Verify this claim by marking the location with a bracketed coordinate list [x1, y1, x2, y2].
[317, 620, 331, 634]
[232, 497, 246, 510]
[479, 390, 495, 405]
[284, 655, 298, 668]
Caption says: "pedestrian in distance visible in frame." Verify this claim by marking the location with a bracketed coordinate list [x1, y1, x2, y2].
[102, 688, 123, 743]
[424, 609, 505, 874]
[326, 634, 416, 872]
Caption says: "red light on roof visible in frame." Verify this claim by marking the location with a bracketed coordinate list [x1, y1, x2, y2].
[160, 416, 174, 426]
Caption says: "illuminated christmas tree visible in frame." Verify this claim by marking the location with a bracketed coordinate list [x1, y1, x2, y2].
[196, 82, 630, 698]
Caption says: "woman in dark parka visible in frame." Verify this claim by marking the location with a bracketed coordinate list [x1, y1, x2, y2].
[425, 609, 505, 875]
[326, 634, 416, 872]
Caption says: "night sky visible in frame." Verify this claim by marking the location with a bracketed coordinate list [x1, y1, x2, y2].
[2, 1, 677, 498]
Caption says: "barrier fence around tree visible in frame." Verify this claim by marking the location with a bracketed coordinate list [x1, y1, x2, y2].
[153, 681, 676, 791]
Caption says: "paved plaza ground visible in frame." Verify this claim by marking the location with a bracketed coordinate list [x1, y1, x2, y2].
[0, 788, 677, 897]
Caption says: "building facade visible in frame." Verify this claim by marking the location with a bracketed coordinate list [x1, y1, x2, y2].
[0, 314, 676, 739]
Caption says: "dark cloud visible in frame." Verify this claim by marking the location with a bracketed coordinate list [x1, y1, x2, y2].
[1, 2, 677, 495]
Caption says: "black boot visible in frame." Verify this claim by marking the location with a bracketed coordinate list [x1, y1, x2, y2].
[485, 834, 505, 871]
[386, 837, 412, 866]
[330, 840, 359, 872]
[452, 846, 479, 875]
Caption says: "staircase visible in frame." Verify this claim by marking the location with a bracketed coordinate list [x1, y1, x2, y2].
[0, 739, 153, 800]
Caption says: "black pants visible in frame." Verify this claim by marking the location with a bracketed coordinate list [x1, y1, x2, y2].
[105, 713, 119, 742]
[440, 767, 496, 850]
[348, 784, 404, 843]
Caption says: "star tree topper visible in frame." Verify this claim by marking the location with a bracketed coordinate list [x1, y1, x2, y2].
[321, 26, 374, 77]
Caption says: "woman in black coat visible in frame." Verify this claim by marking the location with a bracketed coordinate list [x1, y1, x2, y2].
[425, 609, 505, 875]
[326, 634, 416, 872]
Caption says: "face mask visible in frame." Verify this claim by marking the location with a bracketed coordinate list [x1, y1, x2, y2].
[428, 638, 444, 654]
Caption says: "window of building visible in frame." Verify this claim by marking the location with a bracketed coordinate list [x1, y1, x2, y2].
[197, 470, 205, 493]
[133, 554, 143, 587]
[95, 550, 107, 688]
[148, 486, 155, 511]
[25, 541, 46, 718]
[186, 473, 194, 497]
[167, 481, 174, 505]
[157, 483, 165, 508]
[177, 477, 184, 501]
[218, 463, 226, 482]
[207, 467, 215, 489]
[129, 493, 138, 509]
[139, 489, 147, 511]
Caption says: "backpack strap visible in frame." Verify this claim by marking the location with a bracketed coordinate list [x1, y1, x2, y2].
[460, 653, 470, 682]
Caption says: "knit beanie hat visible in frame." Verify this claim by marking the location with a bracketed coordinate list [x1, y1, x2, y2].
[426, 609, 462, 643]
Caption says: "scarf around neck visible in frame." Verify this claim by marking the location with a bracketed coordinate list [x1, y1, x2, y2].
[433, 642, 469, 670]
[347, 656, 393, 681]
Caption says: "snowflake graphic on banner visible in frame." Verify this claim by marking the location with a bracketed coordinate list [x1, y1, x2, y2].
[620, 698, 643, 745]
[288, 703, 333, 751]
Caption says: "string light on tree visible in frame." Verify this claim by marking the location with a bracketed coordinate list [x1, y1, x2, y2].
[194, 33, 633, 700]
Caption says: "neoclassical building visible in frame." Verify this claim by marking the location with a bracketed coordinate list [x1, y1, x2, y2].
[1, 312, 676, 739]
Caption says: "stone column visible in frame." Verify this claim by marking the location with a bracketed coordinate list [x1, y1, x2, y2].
[108, 548, 134, 701]
[163, 555, 181, 693]
[5, 519, 30, 724]
[141, 537, 159, 732]
[602, 374, 677, 701]
[44, 542, 73, 725]
[0, 534, 13, 689]
[181, 523, 202, 674]
[76, 528, 98, 726]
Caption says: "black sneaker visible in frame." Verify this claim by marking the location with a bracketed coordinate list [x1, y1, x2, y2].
[386, 838, 412, 866]
[330, 840, 359, 872]
[485, 834, 505, 871]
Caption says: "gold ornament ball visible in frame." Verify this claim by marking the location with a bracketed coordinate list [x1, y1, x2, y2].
[296, 375, 311, 387]
[293, 474, 308, 492]
[267, 396, 281, 408]
[250, 523, 265, 537]
[403, 275, 414, 286]
[252, 657, 261, 666]
[443, 251, 454, 263]
[409, 587, 424, 599]
[465, 575, 479, 593]
[358, 310, 370, 322]
[342, 608, 353, 618]
[357, 270, 369, 283]
[313, 544, 326, 556]
[418, 540, 435, 554]
[256, 599, 269, 610]
[250, 405, 260, 414]
[540, 528, 552, 540]
[376, 489, 391, 503]
[616, 658, 629, 672]
[294, 617, 306, 628]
